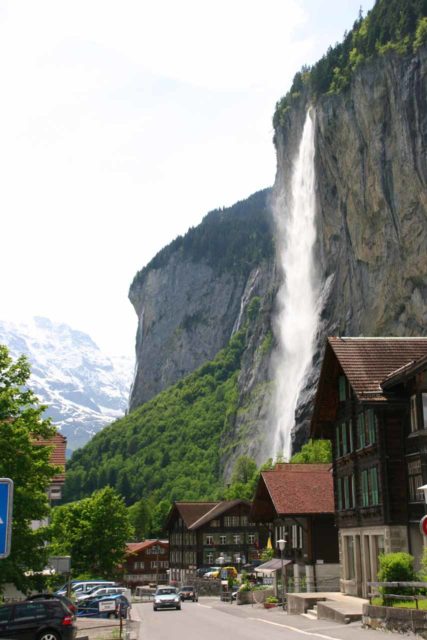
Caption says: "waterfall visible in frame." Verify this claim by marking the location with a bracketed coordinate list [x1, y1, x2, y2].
[271, 108, 320, 459]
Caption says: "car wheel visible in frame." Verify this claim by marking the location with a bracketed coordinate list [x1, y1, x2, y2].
[176, 605, 181, 610]
[37, 631, 60, 640]
[153, 607, 157, 611]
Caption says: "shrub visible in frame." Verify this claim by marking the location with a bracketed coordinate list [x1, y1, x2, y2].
[377, 552, 416, 597]
[265, 596, 279, 604]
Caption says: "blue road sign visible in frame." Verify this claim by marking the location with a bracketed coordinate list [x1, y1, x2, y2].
[0, 479, 13, 559]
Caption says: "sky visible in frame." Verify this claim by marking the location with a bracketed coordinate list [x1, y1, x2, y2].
[0, 0, 375, 359]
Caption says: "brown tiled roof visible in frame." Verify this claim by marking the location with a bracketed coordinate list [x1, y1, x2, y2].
[170, 502, 219, 528]
[34, 432, 67, 483]
[260, 464, 334, 515]
[126, 539, 168, 555]
[188, 500, 251, 530]
[382, 353, 427, 389]
[329, 337, 427, 400]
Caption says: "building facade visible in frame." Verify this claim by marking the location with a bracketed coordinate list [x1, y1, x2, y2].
[166, 500, 264, 583]
[123, 539, 169, 586]
[251, 463, 340, 591]
[311, 337, 427, 597]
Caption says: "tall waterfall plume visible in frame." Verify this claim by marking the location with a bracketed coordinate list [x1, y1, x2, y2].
[271, 108, 320, 459]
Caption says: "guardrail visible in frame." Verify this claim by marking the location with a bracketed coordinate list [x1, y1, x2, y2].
[367, 581, 427, 609]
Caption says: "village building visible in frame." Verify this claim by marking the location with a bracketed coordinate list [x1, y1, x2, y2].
[250, 463, 340, 592]
[311, 337, 427, 598]
[32, 431, 67, 530]
[165, 500, 264, 583]
[123, 539, 169, 586]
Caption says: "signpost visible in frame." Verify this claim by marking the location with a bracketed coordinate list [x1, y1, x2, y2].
[0, 478, 13, 559]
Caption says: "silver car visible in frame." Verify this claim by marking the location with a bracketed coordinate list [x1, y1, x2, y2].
[153, 587, 181, 611]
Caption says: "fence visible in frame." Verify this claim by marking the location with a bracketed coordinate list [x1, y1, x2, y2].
[367, 581, 427, 609]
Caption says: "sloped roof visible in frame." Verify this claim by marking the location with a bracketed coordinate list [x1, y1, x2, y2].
[166, 502, 219, 529]
[259, 464, 334, 515]
[328, 337, 427, 400]
[188, 500, 251, 530]
[382, 353, 427, 389]
[126, 539, 168, 555]
[34, 432, 67, 483]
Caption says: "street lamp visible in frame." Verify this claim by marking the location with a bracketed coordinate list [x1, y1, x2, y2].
[216, 554, 225, 600]
[277, 538, 286, 612]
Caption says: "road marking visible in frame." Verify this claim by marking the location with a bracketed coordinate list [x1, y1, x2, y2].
[196, 603, 212, 609]
[249, 617, 344, 640]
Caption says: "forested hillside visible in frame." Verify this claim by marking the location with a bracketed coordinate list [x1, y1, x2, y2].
[64, 324, 251, 506]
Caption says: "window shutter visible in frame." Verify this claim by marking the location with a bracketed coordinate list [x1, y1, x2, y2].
[336, 425, 341, 457]
[337, 478, 342, 510]
[370, 467, 379, 505]
[358, 414, 365, 449]
[342, 423, 348, 455]
[362, 470, 369, 507]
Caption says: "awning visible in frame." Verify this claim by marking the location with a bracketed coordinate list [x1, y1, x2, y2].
[254, 558, 292, 574]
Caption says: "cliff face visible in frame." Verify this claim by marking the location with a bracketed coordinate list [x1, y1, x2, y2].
[274, 46, 427, 449]
[128, 191, 276, 429]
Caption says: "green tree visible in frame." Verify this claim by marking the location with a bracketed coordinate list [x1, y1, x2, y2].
[0, 345, 58, 593]
[50, 486, 134, 577]
[128, 498, 153, 540]
[290, 439, 332, 464]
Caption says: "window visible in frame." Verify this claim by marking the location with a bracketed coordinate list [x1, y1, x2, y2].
[411, 395, 419, 432]
[361, 470, 369, 507]
[220, 535, 227, 545]
[210, 519, 220, 527]
[361, 466, 381, 507]
[224, 516, 239, 527]
[345, 536, 355, 579]
[336, 475, 355, 510]
[206, 553, 214, 565]
[205, 535, 213, 545]
[338, 376, 347, 401]
[248, 534, 255, 544]
[408, 458, 423, 502]
[357, 410, 377, 448]
[14, 603, 47, 621]
[423, 394, 427, 429]
[0, 607, 11, 623]
[336, 422, 353, 457]
[233, 535, 240, 544]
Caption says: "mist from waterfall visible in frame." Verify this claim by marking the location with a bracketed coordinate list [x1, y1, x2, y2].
[271, 109, 320, 460]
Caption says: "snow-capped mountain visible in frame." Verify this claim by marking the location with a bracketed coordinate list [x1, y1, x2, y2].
[0, 317, 133, 454]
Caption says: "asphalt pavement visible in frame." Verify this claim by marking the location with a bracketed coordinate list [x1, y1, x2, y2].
[132, 597, 418, 640]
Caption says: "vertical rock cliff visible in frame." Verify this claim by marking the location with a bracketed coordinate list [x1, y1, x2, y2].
[274, 45, 427, 449]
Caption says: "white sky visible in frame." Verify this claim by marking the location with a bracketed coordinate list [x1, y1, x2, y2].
[0, 0, 374, 358]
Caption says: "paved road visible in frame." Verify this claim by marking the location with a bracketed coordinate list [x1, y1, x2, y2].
[132, 597, 418, 640]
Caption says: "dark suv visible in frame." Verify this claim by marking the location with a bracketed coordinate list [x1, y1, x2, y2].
[0, 599, 77, 640]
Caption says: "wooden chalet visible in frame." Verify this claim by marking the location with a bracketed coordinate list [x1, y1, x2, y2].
[123, 539, 169, 586]
[250, 463, 339, 591]
[165, 500, 263, 583]
[311, 337, 427, 597]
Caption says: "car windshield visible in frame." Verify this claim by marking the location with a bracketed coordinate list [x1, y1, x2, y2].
[181, 587, 194, 590]
[157, 588, 176, 595]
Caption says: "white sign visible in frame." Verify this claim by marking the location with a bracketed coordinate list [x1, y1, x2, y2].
[99, 601, 116, 612]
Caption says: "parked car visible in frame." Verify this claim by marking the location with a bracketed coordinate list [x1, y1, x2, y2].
[179, 586, 198, 602]
[56, 580, 116, 597]
[0, 598, 77, 640]
[77, 587, 129, 602]
[153, 587, 181, 611]
[195, 567, 211, 578]
[77, 594, 130, 619]
[26, 593, 77, 616]
[203, 567, 220, 579]
[220, 566, 238, 580]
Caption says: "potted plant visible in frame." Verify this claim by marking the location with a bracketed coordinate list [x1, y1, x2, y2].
[264, 596, 279, 609]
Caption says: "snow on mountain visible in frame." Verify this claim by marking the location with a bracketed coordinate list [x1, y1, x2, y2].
[0, 317, 133, 454]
